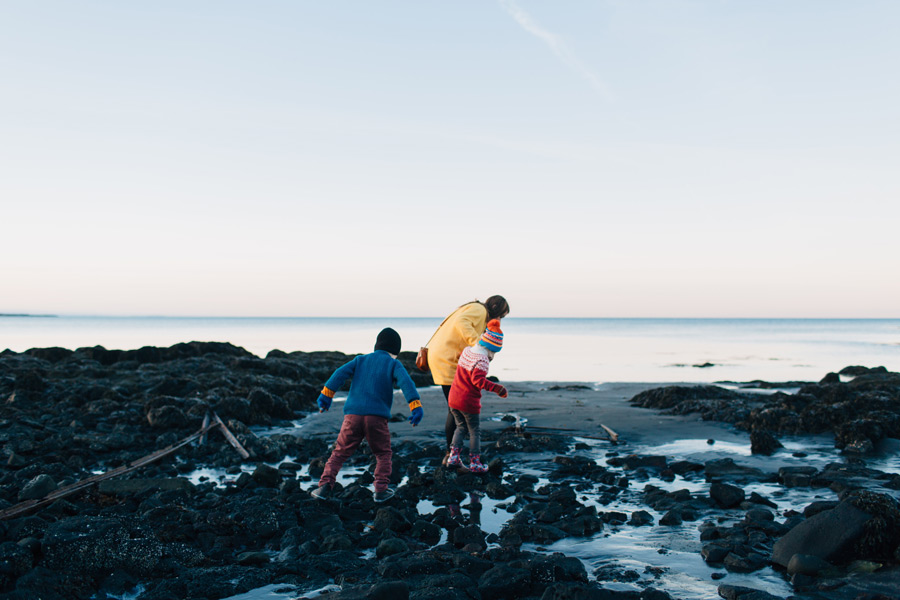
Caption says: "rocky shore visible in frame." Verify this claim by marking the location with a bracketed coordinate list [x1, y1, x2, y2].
[1, 343, 899, 600]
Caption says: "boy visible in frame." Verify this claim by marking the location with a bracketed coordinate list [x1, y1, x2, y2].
[311, 327, 423, 502]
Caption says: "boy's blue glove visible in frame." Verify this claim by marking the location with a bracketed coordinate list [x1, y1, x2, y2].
[408, 399, 423, 426]
[317, 392, 333, 412]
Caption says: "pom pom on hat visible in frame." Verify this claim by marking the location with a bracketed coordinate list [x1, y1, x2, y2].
[478, 319, 503, 352]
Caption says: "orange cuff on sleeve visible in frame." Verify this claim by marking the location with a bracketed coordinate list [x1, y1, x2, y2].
[408, 399, 422, 411]
[321, 386, 335, 398]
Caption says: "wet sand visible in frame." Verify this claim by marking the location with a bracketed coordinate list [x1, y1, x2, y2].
[297, 381, 749, 447]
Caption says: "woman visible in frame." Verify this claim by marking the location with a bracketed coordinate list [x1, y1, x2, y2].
[426, 295, 509, 464]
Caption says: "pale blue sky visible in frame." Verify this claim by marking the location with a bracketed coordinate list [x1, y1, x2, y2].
[2, 1, 898, 317]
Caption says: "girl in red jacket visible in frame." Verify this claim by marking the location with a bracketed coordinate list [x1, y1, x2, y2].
[447, 319, 507, 473]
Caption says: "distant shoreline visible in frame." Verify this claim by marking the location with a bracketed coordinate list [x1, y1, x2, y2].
[0, 314, 57, 318]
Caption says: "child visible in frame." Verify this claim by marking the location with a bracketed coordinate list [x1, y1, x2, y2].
[311, 327, 423, 503]
[447, 319, 507, 473]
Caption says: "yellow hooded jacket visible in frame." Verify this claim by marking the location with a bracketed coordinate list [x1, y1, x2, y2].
[427, 302, 488, 386]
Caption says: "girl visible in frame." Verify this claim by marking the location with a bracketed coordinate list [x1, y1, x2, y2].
[446, 319, 507, 473]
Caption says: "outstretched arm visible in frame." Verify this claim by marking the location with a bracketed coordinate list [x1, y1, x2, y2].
[318, 357, 358, 412]
[394, 362, 424, 425]
[469, 364, 507, 397]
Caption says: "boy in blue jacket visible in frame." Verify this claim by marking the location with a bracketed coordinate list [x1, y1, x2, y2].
[311, 327, 423, 503]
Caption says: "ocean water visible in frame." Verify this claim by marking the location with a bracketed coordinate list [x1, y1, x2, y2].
[1, 316, 898, 383]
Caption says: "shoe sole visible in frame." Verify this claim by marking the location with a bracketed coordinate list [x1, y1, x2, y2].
[310, 488, 335, 501]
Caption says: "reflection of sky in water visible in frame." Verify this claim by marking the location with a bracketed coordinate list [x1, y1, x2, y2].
[103, 583, 147, 600]
[416, 493, 511, 538]
[185, 456, 367, 490]
[218, 582, 341, 600]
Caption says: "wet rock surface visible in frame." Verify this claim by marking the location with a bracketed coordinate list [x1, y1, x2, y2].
[630, 366, 900, 453]
[628, 367, 900, 599]
[1, 348, 899, 600]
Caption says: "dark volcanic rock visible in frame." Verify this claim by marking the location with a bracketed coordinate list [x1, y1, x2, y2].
[630, 368, 900, 451]
[629, 385, 744, 411]
[709, 482, 745, 509]
[629, 510, 654, 527]
[717, 584, 784, 600]
[749, 430, 783, 455]
[478, 565, 532, 600]
[777, 466, 817, 488]
[17, 474, 57, 501]
[785, 553, 834, 576]
[41, 517, 165, 578]
[771, 499, 873, 567]
[146, 404, 188, 429]
[704, 458, 765, 483]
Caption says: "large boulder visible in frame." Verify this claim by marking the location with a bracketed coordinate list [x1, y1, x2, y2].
[771, 500, 872, 567]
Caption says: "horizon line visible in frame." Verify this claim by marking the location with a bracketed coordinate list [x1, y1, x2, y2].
[3, 314, 899, 321]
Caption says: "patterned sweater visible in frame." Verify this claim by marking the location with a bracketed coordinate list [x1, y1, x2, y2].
[447, 345, 503, 414]
[322, 350, 420, 419]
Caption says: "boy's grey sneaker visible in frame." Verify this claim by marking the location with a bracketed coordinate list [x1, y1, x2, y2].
[310, 484, 333, 500]
[373, 489, 395, 503]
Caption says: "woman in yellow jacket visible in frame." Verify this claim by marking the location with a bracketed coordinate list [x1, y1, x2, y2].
[427, 295, 509, 462]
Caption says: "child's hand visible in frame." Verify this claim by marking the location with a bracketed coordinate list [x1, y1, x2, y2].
[317, 393, 332, 412]
[409, 406, 424, 426]
[496, 385, 508, 398]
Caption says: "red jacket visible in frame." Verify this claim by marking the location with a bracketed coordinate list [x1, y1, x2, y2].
[448, 346, 503, 414]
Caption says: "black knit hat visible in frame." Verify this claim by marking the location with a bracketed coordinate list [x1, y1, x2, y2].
[374, 327, 401, 355]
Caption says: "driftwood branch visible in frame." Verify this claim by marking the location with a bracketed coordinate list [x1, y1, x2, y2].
[0, 411, 248, 521]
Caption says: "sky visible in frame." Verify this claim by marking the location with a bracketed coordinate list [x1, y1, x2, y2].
[1, 1, 898, 318]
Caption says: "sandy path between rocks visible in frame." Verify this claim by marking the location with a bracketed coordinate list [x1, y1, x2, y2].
[295, 381, 749, 449]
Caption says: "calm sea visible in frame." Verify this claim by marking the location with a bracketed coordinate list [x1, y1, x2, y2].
[1, 316, 898, 384]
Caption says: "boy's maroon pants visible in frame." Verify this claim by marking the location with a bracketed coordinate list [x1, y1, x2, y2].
[319, 414, 392, 492]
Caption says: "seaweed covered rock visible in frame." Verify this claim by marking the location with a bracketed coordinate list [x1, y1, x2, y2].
[629, 385, 745, 412]
[771, 492, 900, 568]
[630, 367, 900, 450]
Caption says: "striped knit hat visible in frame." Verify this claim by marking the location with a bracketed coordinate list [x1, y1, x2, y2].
[478, 319, 504, 352]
